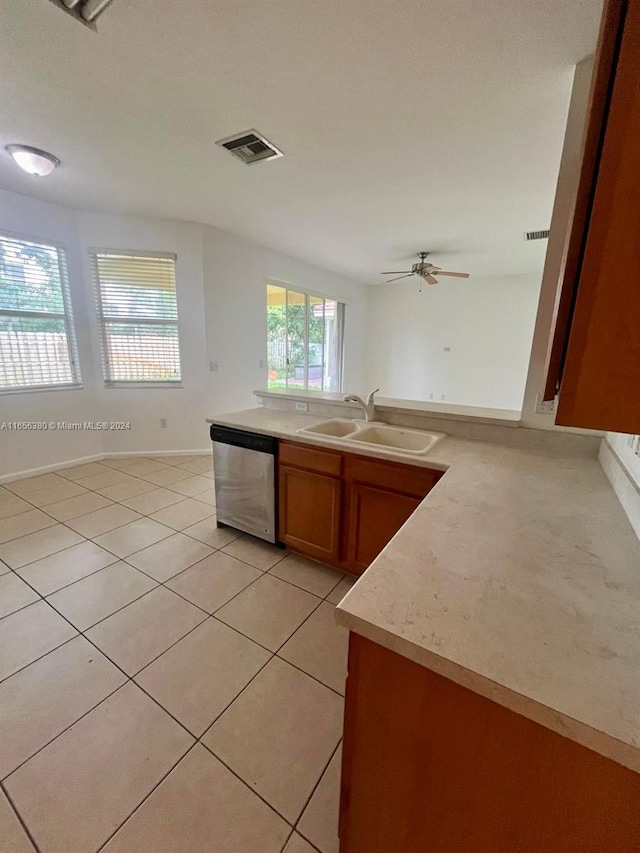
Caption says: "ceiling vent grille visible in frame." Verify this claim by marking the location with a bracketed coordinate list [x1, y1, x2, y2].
[215, 130, 283, 165]
[524, 229, 550, 241]
[48, 0, 115, 30]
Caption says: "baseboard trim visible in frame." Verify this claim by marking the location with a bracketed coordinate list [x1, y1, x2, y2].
[102, 449, 210, 460]
[0, 454, 106, 484]
[599, 439, 640, 540]
[0, 448, 211, 483]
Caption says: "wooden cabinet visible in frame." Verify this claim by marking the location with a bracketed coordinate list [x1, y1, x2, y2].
[544, 0, 640, 433]
[279, 465, 342, 563]
[277, 440, 442, 574]
[345, 484, 421, 572]
[340, 633, 640, 853]
[342, 454, 441, 573]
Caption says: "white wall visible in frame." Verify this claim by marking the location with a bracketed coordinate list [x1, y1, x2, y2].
[0, 191, 103, 473]
[521, 57, 594, 428]
[201, 226, 367, 413]
[74, 212, 209, 456]
[0, 190, 368, 477]
[364, 274, 541, 411]
[600, 433, 640, 539]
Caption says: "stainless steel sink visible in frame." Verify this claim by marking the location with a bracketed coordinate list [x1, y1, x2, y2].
[299, 419, 360, 437]
[297, 419, 445, 455]
[347, 424, 444, 454]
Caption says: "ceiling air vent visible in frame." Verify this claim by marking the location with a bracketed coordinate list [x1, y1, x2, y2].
[47, 0, 115, 30]
[524, 229, 550, 241]
[215, 130, 283, 165]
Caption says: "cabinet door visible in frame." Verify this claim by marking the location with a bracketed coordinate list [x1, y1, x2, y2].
[346, 483, 421, 573]
[278, 465, 342, 563]
[554, 0, 640, 432]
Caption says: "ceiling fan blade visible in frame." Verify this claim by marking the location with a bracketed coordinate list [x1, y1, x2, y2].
[380, 270, 412, 275]
[424, 274, 439, 285]
[434, 271, 470, 278]
[384, 274, 415, 283]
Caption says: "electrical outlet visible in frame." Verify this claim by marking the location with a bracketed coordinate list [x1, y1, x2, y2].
[295, 401, 309, 412]
[160, 418, 167, 428]
[209, 360, 219, 372]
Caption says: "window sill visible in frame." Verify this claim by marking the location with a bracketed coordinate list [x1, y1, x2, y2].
[0, 383, 84, 396]
[104, 382, 184, 390]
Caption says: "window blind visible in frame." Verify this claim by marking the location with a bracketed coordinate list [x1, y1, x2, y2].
[0, 234, 81, 392]
[91, 251, 181, 385]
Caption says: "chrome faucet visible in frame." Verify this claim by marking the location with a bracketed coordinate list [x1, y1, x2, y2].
[343, 388, 380, 422]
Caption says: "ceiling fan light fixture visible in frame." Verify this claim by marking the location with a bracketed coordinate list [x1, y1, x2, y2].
[381, 251, 470, 286]
[5, 145, 61, 177]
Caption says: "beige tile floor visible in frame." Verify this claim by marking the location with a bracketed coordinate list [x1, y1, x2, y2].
[0, 454, 356, 853]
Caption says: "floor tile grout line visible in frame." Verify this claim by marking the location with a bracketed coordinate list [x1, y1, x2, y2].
[3, 519, 331, 642]
[3, 613, 205, 789]
[2, 505, 334, 606]
[4, 536, 346, 698]
[93, 740, 202, 853]
[16, 555, 122, 600]
[3, 503, 348, 696]
[279, 829, 296, 853]
[207, 612, 347, 699]
[198, 739, 300, 829]
[273, 583, 328, 656]
[97, 731, 297, 853]
[293, 738, 343, 841]
[1, 611, 341, 825]
[2, 498, 212, 575]
[273, 652, 346, 700]
[194, 642, 280, 742]
[0, 460, 213, 498]
[0, 633, 79, 687]
[267, 559, 346, 600]
[2, 466, 219, 568]
[0, 678, 128, 784]
[3, 473, 213, 543]
[6, 577, 343, 785]
[3, 460, 345, 850]
[49, 582, 162, 633]
[0, 779, 42, 853]
[2, 482, 347, 661]
[73, 599, 211, 682]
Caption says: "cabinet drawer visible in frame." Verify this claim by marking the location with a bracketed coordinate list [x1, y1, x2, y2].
[344, 454, 442, 497]
[279, 441, 343, 477]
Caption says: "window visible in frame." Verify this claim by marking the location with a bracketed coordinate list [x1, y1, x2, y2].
[267, 284, 344, 392]
[0, 234, 80, 392]
[91, 251, 181, 386]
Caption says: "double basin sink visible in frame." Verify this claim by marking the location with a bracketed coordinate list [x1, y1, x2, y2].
[296, 419, 445, 456]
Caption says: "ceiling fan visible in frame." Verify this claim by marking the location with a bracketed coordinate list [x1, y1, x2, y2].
[381, 252, 470, 286]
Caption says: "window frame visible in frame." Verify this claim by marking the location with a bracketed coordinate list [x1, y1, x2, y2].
[266, 281, 346, 393]
[0, 230, 82, 395]
[89, 248, 182, 389]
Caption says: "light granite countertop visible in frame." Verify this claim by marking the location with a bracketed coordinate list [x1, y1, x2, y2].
[207, 407, 640, 773]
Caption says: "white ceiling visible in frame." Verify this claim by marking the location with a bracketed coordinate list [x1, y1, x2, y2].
[0, 0, 602, 282]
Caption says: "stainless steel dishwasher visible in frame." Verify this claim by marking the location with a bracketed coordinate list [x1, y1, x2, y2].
[210, 425, 277, 543]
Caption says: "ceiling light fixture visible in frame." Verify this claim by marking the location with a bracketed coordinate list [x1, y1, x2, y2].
[5, 145, 61, 177]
